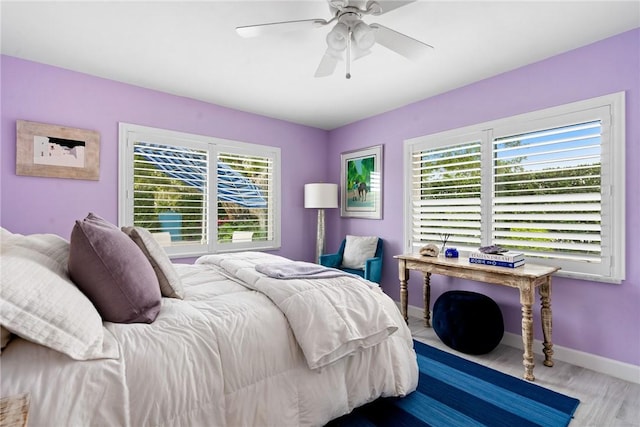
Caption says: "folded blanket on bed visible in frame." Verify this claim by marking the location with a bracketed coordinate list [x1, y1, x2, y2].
[255, 261, 351, 280]
[196, 252, 398, 370]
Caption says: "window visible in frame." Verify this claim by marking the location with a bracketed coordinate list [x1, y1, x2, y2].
[119, 123, 281, 258]
[404, 93, 625, 283]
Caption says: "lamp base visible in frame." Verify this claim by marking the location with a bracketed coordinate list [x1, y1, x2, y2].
[316, 208, 325, 264]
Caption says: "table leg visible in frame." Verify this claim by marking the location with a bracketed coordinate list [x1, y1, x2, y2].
[399, 259, 409, 324]
[539, 278, 554, 367]
[423, 273, 431, 327]
[520, 283, 536, 381]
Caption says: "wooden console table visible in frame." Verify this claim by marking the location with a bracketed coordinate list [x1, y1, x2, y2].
[395, 254, 560, 381]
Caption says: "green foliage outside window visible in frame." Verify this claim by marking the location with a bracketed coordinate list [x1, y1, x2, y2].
[133, 152, 269, 243]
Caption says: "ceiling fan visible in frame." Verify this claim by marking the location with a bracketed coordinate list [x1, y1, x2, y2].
[236, 0, 433, 79]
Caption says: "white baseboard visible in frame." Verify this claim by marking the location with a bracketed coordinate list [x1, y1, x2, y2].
[405, 303, 640, 385]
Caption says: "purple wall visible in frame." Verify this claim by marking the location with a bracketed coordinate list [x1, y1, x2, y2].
[0, 55, 328, 263]
[327, 28, 640, 366]
[1, 29, 638, 367]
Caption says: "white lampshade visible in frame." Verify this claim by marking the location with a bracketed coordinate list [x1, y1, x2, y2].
[304, 183, 338, 209]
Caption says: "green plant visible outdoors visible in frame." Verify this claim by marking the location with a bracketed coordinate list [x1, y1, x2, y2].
[133, 154, 206, 241]
[418, 139, 601, 254]
[133, 151, 269, 243]
[419, 140, 601, 197]
[216, 152, 270, 242]
[418, 143, 483, 199]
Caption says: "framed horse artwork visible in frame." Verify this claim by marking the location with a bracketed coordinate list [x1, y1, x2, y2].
[340, 145, 383, 219]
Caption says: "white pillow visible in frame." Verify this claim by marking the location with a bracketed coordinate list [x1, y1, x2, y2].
[341, 235, 379, 269]
[121, 226, 184, 299]
[0, 232, 114, 360]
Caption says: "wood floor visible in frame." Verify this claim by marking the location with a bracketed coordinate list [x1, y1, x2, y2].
[407, 316, 640, 427]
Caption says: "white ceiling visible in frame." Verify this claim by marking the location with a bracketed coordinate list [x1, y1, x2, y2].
[1, 1, 639, 130]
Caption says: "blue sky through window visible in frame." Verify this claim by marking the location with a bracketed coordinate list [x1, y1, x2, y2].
[494, 121, 601, 172]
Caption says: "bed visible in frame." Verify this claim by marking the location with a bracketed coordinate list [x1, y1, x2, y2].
[0, 221, 418, 427]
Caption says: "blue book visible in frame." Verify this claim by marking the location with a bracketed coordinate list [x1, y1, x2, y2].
[469, 257, 525, 268]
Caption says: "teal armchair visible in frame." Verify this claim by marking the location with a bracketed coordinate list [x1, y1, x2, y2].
[320, 237, 383, 283]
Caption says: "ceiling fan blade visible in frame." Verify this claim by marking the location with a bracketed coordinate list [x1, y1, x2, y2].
[370, 23, 433, 61]
[314, 49, 342, 78]
[366, 0, 416, 15]
[236, 19, 328, 38]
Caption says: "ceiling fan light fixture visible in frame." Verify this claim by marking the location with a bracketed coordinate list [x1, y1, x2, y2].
[329, 0, 349, 9]
[326, 47, 344, 61]
[352, 21, 375, 50]
[236, 0, 432, 79]
[326, 22, 349, 51]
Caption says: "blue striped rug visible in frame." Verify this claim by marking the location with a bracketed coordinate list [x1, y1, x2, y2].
[327, 340, 580, 427]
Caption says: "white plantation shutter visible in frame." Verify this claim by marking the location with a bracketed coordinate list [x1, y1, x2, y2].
[404, 93, 625, 282]
[133, 142, 209, 250]
[120, 123, 281, 257]
[492, 121, 603, 262]
[409, 139, 483, 253]
[217, 151, 275, 245]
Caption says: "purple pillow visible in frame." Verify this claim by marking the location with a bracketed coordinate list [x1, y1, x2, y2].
[68, 213, 161, 323]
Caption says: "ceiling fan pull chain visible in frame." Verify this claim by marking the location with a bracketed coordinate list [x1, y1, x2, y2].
[346, 27, 352, 79]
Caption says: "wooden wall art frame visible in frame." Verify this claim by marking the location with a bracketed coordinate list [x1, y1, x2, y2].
[16, 120, 100, 180]
[340, 144, 383, 219]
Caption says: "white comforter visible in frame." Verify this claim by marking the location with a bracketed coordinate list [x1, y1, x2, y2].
[1, 253, 418, 427]
[197, 252, 398, 370]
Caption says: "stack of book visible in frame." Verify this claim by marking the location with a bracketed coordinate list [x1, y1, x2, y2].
[468, 250, 525, 268]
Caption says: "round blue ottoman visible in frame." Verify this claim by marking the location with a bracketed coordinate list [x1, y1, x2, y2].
[433, 290, 504, 355]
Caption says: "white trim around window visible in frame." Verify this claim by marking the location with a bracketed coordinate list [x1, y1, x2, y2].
[119, 123, 281, 258]
[404, 92, 625, 283]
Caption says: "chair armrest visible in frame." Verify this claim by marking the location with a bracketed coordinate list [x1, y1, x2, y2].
[320, 252, 342, 268]
[364, 257, 383, 283]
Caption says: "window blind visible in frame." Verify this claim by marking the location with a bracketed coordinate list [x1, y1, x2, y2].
[492, 121, 602, 261]
[410, 140, 483, 252]
[132, 142, 208, 245]
[121, 123, 282, 257]
[404, 93, 624, 282]
[216, 152, 273, 244]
